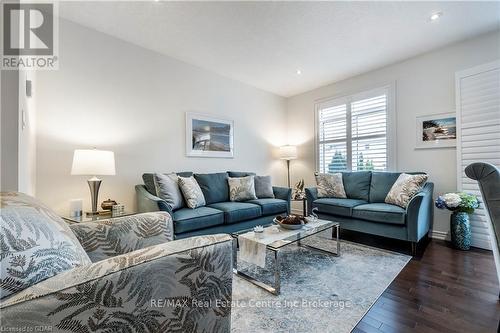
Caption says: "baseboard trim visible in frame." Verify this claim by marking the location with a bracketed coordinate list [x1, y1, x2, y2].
[430, 230, 449, 241]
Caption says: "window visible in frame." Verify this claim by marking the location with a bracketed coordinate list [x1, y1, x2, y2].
[316, 87, 393, 173]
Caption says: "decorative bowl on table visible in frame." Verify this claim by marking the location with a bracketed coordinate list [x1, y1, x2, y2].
[273, 215, 307, 230]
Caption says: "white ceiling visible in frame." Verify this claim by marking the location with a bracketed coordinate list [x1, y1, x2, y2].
[59, 1, 500, 97]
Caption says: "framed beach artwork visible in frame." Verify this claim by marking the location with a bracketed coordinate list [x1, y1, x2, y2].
[415, 112, 457, 149]
[186, 113, 234, 158]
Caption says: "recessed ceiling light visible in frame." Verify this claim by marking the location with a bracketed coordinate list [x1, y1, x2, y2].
[296, 69, 302, 75]
[430, 12, 443, 21]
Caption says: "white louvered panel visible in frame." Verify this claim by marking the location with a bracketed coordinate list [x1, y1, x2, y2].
[457, 63, 500, 250]
[351, 94, 387, 171]
[317, 88, 389, 173]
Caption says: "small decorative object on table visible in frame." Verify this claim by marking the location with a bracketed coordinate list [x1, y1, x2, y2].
[435, 192, 479, 250]
[112, 204, 125, 215]
[69, 199, 83, 218]
[101, 198, 117, 211]
[253, 225, 264, 238]
[274, 214, 307, 230]
[292, 179, 305, 200]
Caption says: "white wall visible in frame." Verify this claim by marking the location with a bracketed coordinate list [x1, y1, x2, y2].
[286, 31, 500, 237]
[36, 19, 287, 215]
[1, 70, 19, 191]
[18, 70, 37, 195]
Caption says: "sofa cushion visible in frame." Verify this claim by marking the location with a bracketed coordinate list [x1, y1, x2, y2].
[342, 171, 372, 201]
[228, 176, 258, 202]
[153, 173, 184, 210]
[208, 202, 261, 224]
[0, 192, 91, 299]
[178, 176, 206, 209]
[247, 198, 288, 216]
[352, 203, 406, 225]
[173, 207, 224, 234]
[315, 173, 347, 198]
[370, 172, 426, 203]
[227, 171, 256, 178]
[385, 173, 428, 208]
[369, 172, 401, 203]
[254, 175, 275, 199]
[313, 198, 368, 217]
[194, 172, 229, 204]
[142, 172, 193, 196]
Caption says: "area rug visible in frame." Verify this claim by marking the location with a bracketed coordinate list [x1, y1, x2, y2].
[231, 231, 411, 333]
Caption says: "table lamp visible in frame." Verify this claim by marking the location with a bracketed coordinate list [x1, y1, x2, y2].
[71, 149, 116, 216]
[279, 145, 297, 188]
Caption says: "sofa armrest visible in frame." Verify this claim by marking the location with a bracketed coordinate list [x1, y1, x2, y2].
[136, 184, 173, 215]
[406, 182, 434, 242]
[305, 187, 318, 215]
[70, 212, 174, 262]
[0, 234, 233, 333]
[273, 186, 292, 214]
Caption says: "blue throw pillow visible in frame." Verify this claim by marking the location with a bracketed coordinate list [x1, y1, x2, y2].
[194, 173, 230, 204]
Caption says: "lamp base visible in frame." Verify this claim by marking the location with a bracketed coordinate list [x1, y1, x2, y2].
[87, 177, 102, 215]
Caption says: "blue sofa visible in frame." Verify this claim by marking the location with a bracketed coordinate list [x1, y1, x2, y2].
[136, 171, 291, 239]
[306, 171, 434, 255]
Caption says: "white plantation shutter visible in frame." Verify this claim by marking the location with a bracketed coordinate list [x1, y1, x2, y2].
[316, 87, 391, 173]
[456, 61, 500, 250]
[351, 95, 388, 171]
[318, 103, 348, 173]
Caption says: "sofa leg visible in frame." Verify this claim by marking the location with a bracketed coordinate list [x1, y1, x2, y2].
[410, 242, 417, 256]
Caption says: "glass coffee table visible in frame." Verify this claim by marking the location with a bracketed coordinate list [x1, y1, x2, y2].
[231, 219, 340, 295]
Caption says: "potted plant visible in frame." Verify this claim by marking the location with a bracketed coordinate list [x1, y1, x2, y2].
[435, 192, 479, 250]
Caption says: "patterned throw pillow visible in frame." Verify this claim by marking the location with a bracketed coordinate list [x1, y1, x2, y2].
[254, 175, 275, 198]
[178, 176, 206, 209]
[385, 173, 428, 208]
[0, 192, 91, 299]
[228, 176, 258, 201]
[153, 173, 184, 210]
[315, 173, 347, 198]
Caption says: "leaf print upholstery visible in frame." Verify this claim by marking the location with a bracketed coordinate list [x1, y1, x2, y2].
[0, 192, 91, 299]
[0, 234, 233, 333]
[228, 176, 257, 201]
[315, 173, 347, 198]
[69, 212, 174, 262]
[385, 173, 428, 208]
[178, 176, 206, 209]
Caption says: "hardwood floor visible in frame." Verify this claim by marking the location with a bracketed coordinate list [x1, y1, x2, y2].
[349, 237, 500, 333]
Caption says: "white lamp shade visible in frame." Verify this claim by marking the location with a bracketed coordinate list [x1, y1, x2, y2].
[279, 145, 297, 160]
[71, 149, 116, 176]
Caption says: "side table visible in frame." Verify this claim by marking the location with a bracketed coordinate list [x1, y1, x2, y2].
[62, 211, 137, 224]
[291, 197, 307, 217]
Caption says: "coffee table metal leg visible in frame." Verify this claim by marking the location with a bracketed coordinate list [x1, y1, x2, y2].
[232, 246, 281, 296]
[232, 238, 238, 270]
[336, 224, 340, 254]
[297, 225, 340, 256]
[273, 249, 280, 295]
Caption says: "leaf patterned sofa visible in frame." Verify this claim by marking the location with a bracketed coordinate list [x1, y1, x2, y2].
[0, 192, 233, 333]
[306, 171, 434, 254]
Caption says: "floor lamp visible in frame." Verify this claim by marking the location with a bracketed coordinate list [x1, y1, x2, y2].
[279, 145, 297, 188]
